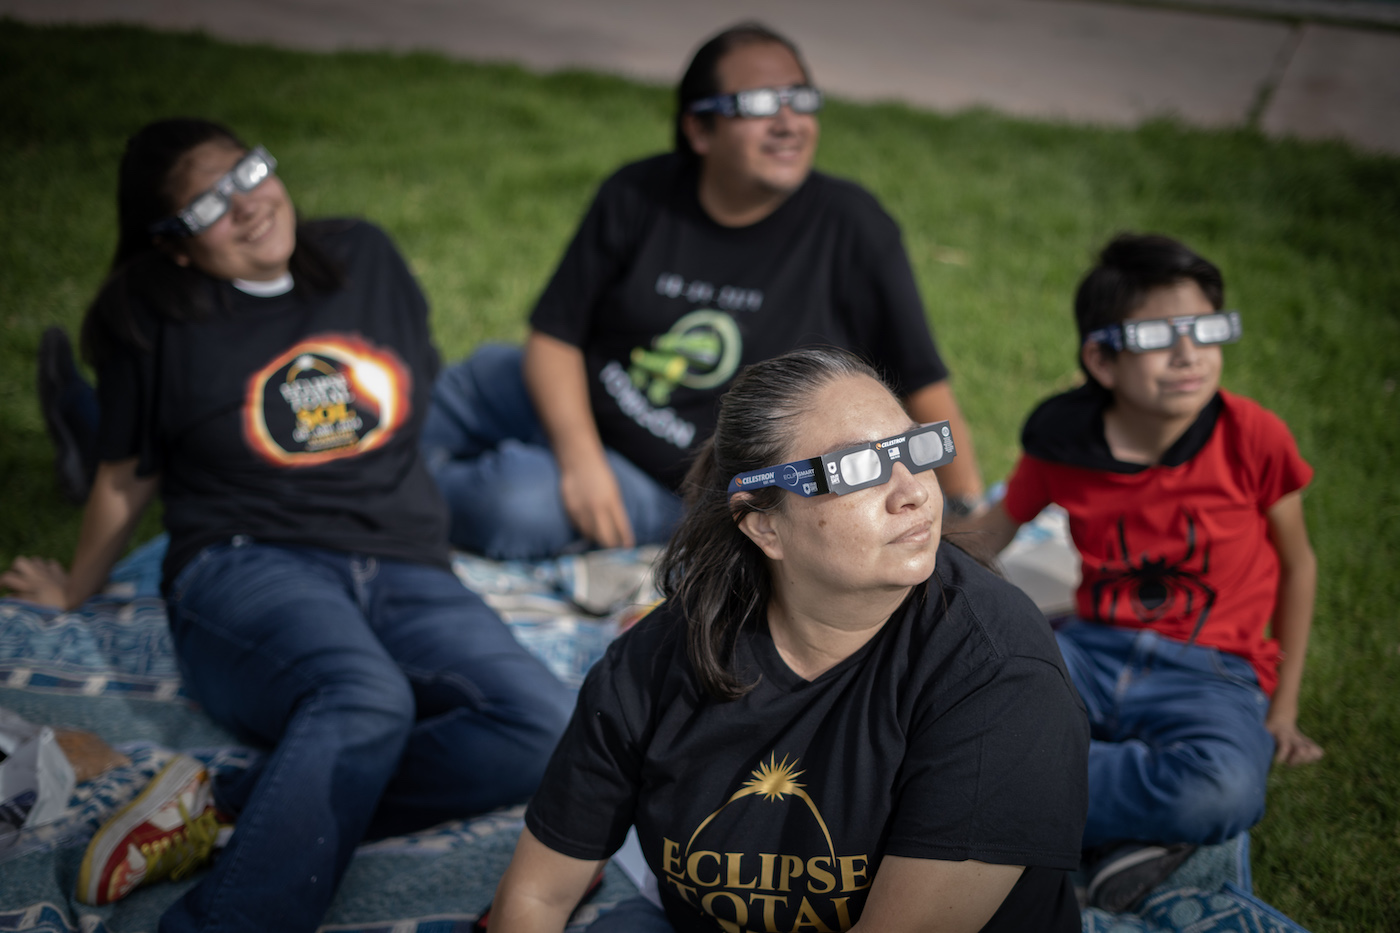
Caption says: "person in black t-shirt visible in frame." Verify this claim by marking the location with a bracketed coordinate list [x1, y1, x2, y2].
[421, 22, 985, 562]
[1, 119, 573, 933]
[487, 348, 1087, 933]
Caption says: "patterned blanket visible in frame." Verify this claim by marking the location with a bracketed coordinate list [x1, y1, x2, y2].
[0, 540, 1308, 932]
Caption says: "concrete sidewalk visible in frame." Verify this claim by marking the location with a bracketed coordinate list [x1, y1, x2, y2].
[3, 0, 1398, 154]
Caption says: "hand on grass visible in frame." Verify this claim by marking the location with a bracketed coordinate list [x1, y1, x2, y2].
[1267, 716, 1325, 766]
[559, 457, 635, 550]
[1, 556, 70, 609]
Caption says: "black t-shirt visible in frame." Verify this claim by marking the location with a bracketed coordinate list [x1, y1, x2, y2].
[94, 219, 451, 586]
[529, 154, 950, 489]
[526, 543, 1088, 933]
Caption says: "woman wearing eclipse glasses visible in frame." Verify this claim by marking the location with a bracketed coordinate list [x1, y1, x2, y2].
[421, 22, 986, 564]
[485, 348, 1088, 933]
[1, 118, 573, 932]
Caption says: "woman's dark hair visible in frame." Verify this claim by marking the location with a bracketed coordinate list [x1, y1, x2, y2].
[657, 347, 882, 701]
[80, 117, 343, 367]
[674, 22, 812, 161]
[1074, 233, 1224, 383]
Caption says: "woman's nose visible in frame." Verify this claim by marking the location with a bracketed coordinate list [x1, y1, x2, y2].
[887, 462, 930, 510]
[228, 189, 256, 220]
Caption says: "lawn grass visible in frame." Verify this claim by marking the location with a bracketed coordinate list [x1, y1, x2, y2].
[2, 19, 1398, 931]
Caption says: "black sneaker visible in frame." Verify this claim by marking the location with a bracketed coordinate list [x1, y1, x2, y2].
[37, 326, 97, 503]
[1087, 842, 1197, 912]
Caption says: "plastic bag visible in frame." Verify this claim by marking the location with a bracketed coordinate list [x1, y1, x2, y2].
[0, 707, 76, 851]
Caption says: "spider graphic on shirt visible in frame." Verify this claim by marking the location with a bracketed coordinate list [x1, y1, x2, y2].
[1091, 508, 1217, 645]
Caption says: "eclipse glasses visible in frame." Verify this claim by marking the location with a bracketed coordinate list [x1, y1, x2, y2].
[729, 421, 956, 498]
[150, 146, 278, 238]
[689, 84, 824, 119]
[1085, 311, 1242, 354]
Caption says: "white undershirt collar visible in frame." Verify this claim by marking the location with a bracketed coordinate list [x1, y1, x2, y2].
[232, 273, 294, 297]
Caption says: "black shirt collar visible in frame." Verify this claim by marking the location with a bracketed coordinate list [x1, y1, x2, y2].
[1021, 383, 1223, 474]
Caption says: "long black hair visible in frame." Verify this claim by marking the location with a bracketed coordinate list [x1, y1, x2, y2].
[80, 117, 342, 367]
[674, 22, 811, 162]
[657, 348, 883, 701]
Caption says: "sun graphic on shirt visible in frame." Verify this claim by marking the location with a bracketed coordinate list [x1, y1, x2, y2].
[684, 753, 836, 865]
[741, 754, 806, 801]
[242, 334, 412, 466]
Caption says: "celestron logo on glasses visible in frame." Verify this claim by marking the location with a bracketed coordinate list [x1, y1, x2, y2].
[736, 471, 775, 486]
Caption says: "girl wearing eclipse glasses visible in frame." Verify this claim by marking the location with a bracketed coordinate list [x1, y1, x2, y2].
[3, 118, 573, 933]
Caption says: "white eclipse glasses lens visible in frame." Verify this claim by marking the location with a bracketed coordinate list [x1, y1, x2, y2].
[728, 421, 956, 498]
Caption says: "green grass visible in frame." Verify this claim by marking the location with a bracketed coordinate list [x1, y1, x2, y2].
[2, 20, 1398, 931]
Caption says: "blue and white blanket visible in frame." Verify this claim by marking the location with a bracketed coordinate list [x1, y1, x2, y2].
[0, 541, 1308, 933]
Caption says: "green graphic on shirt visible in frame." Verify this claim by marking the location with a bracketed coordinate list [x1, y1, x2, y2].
[628, 309, 742, 406]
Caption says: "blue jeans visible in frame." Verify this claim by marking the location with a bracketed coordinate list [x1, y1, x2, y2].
[1055, 621, 1274, 849]
[160, 539, 575, 933]
[420, 345, 684, 560]
[587, 896, 675, 932]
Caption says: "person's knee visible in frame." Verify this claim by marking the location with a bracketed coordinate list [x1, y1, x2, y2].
[1087, 730, 1270, 847]
[486, 668, 575, 753]
[1161, 746, 1269, 844]
[434, 344, 522, 400]
[449, 455, 573, 559]
[309, 662, 417, 752]
[1176, 771, 1267, 843]
[491, 681, 575, 794]
[519, 689, 574, 760]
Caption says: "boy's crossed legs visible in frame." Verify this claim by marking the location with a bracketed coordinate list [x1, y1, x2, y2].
[1055, 620, 1274, 850]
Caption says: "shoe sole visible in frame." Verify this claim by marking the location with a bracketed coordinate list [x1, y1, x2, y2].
[1087, 843, 1197, 912]
[75, 755, 208, 905]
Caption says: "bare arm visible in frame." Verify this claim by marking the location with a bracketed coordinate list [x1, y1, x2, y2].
[522, 330, 634, 549]
[958, 501, 1022, 567]
[1263, 490, 1322, 766]
[0, 458, 159, 610]
[852, 855, 1024, 933]
[487, 827, 607, 933]
[904, 380, 983, 509]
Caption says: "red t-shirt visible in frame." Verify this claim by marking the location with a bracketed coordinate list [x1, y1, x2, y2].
[1004, 388, 1312, 695]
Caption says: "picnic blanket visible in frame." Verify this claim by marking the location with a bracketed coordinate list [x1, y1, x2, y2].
[0, 535, 1309, 933]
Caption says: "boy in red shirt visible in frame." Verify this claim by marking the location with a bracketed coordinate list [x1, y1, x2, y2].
[972, 233, 1322, 911]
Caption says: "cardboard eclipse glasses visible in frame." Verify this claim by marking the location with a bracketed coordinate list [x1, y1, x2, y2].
[1085, 311, 1241, 354]
[729, 421, 956, 498]
[689, 85, 824, 119]
[150, 146, 278, 238]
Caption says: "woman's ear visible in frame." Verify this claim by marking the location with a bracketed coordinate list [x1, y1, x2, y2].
[682, 112, 712, 158]
[735, 498, 785, 562]
[1081, 340, 1117, 391]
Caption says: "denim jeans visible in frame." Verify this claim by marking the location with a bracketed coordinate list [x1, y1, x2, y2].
[420, 344, 684, 560]
[160, 539, 575, 933]
[587, 896, 675, 933]
[1055, 621, 1274, 849]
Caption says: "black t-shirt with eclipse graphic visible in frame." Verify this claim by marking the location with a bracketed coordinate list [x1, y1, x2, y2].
[95, 219, 450, 588]
[527, 542, 1089, 933]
